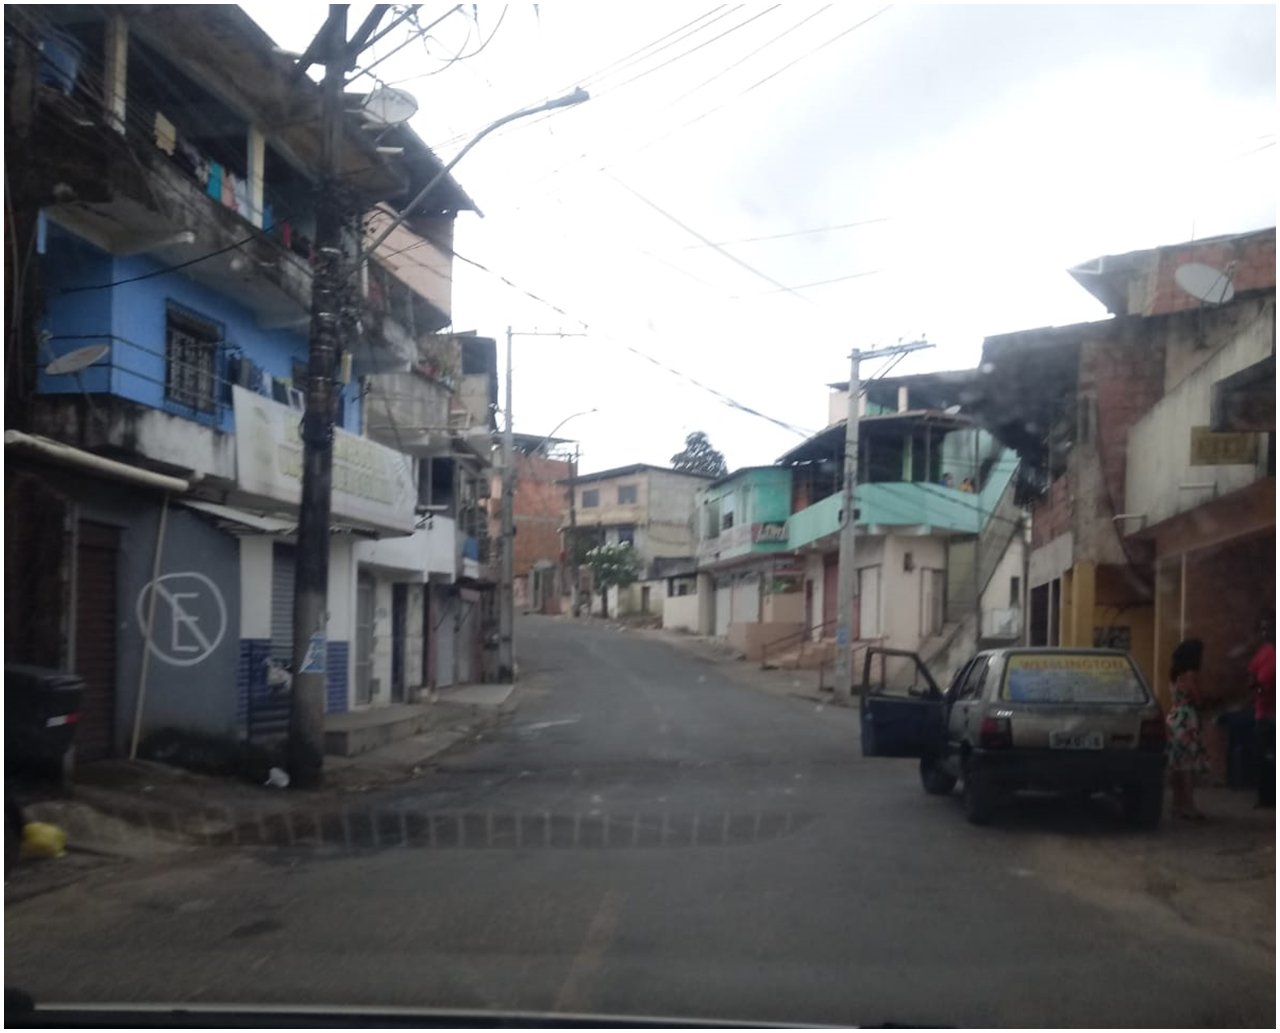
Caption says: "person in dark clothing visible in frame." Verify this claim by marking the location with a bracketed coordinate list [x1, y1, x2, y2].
[1247, 609, 1275, 809]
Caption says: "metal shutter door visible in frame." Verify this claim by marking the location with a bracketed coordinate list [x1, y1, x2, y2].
[75, 522, 119, 761]
[270, 544, 296, 663]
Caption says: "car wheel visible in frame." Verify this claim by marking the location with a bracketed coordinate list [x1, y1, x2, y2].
[962, 767, 997, 825]
[1122, 779, 1163, 829]
[920, 756, 957, 796]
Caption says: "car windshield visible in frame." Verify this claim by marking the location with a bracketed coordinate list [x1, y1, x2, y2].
[1001, 652, 1150, 705]
[3, 3, 1276, 1029]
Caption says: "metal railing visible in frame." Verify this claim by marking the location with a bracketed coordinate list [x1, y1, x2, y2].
[817, 638, 887, 696]
[759, 616, 840, 671]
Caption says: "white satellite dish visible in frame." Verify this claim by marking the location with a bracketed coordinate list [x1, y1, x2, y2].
[1174, 262, 1235, 305]
[45, 343, 110, 375]
[360, 86, 418, 127]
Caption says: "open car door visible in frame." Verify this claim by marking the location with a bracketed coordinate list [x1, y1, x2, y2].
[859, 647, 946, 757]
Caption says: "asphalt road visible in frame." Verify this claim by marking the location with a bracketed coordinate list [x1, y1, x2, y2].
[5, 616, 1275, 1027]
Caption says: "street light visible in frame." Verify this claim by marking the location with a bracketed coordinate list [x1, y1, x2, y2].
[530, 407, 597, 455]
[360, 87, 591, 263]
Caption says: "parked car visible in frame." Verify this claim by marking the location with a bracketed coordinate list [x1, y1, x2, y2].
[4, 664, 85, 787]
[859, 647, 1167, 826]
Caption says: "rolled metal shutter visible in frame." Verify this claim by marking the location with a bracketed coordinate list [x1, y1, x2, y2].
[75, 522, 120, 761]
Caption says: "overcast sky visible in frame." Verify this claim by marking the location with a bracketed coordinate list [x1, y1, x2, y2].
[246, 2, 1276, 474]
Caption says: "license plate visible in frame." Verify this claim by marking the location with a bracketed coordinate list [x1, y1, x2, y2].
[1049, 730, 1103, 750]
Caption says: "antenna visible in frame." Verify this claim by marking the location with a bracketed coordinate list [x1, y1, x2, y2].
[358, 86, 418, 127]
[45, 343, 110, 375]
[1174, 262, 1235, 305]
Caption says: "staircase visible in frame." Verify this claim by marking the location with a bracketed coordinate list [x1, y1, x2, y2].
[761, 637, 836, 671]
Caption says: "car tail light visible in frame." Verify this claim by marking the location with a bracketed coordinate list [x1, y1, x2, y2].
[979, 716, 1012, 750]
[44, 713, 79, 728]
[1139, 718, 1166, 751]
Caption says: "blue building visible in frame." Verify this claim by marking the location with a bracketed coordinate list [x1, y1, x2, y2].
[4, 5, 488, 762]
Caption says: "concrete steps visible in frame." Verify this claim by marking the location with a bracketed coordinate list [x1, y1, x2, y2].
[762, 638, 836, 671]
[324, 704, 432, 757]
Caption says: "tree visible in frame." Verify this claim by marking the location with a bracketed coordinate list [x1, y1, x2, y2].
[671, 431, 727, 478]
[584, 542, 640, 618]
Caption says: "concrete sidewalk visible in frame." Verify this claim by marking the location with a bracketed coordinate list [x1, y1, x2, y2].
[6, 687, 517, 901]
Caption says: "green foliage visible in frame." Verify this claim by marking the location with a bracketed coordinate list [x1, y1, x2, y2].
[585, 542, 640, 592]
[671, 431, 728, 478]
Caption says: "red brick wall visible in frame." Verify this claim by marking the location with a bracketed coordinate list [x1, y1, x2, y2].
[510, 454, 571, 577]
[1146, 230, 1276, 317]
[1080, 324, 1166, 528]
[1031, 475, 1071, 549]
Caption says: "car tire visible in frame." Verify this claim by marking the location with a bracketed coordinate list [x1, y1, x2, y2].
[1122, 779, 1163, 829]
[920, 756, 957, 796]
[962, 767, 997, 825]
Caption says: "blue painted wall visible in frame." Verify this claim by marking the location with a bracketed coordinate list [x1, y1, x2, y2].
[39, 225, 363, 433]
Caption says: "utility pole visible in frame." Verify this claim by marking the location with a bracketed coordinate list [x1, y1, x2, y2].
[568, 445, 580, 617]
[289, 5, 350, 789]
[834, 339, 934, 699]
[498, 326, 516, 681]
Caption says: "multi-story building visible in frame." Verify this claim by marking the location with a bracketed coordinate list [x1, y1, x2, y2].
[3, 5, 489, 759]
[973, 228, 1275, 721]
[689, 372, 1027, 686]
[566, 464, 714, 617]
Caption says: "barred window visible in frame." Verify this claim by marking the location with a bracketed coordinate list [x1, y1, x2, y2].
[165, 305, 221, 412]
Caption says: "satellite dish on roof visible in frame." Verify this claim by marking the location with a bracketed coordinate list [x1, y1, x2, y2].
[1174, 262, 1235, 305]
[45, 343, 110, 375]
[360, 86, 418, 127]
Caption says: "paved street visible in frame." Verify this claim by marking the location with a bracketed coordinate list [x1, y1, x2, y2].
[5, 616, 1275, 1027]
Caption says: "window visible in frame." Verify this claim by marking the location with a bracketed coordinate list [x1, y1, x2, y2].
[1010, 576, 1022, 608]
[582, 488, 599, 508]
[618, 484, 638, 505]
[618, 526, 636, 546]
[165, 304, 220, 412]
[418, 456, 455, 512]
[721, 493, 736, 530]
[704, 499, 720, 539]
[958, 657, 989, 700]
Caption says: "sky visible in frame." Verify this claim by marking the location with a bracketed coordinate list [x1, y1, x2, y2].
[245, 2, 1277, 475]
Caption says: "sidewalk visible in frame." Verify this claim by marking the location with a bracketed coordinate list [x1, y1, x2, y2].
[6, 687, 515, 901]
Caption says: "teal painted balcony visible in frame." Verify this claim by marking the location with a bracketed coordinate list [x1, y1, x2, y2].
[696, 466, 793, 567]
[785, 452, 1018, 550]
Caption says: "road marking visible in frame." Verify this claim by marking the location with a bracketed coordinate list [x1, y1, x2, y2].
[521, 718, 581, 732]
[554, 888, 622, 1013]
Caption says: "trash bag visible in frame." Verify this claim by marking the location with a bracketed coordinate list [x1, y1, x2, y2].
[19, 821, 66, 860]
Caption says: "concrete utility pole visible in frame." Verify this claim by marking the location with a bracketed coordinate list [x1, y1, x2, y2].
[497, 333, 591, 679]
[834, 340, 934, 699]
[499, 326, 516, 681]
[289, 5, 350, 789]
[568, 445, 580, 617]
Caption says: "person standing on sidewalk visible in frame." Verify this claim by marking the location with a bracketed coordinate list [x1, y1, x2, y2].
[1247, 609, 1275, 809]
[1167, 638, 1209, 821]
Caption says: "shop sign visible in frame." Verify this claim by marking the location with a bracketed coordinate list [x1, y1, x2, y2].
[753, 521, 787, 543]
[1189, 426, 1258, 466]
[233, 386, 416, 533]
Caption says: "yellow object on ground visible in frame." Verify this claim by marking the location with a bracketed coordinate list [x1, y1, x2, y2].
[19, 822, 67, 860]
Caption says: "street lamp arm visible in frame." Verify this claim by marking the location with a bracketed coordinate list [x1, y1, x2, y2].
[361, 87, 590, 263]
[531, 408, 597, 455]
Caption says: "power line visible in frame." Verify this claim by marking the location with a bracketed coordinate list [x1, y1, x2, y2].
[681, 217, 888, 250]
[448, 249, 815, 437]
[603, 172, 810, 301]
[733, 268, 879, 298]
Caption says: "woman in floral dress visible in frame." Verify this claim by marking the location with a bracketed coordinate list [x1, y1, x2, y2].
[1167, 638, 1208, 820]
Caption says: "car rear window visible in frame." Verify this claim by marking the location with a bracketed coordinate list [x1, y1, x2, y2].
[1000, 653, 1149, 704]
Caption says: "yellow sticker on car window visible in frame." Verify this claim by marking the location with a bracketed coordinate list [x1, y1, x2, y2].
[1003, 653, 1145, 703]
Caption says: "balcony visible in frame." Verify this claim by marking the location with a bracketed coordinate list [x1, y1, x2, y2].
[785, 454, 1019, 552]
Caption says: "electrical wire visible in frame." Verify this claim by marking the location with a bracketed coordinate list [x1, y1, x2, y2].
[681, 217, 889, 250]
[603, 172, 809, 301]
